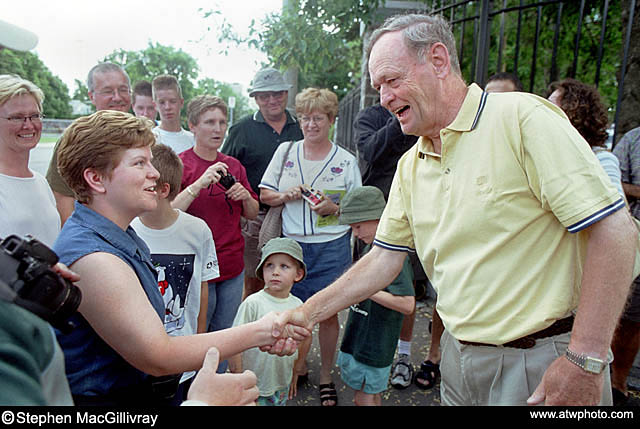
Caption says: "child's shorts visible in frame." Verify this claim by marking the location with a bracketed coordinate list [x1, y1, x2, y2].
[256, 387, 289, 406]
[337, 351, 392, 394]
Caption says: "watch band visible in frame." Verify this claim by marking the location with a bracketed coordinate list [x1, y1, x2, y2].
[565, 348, 606, 374]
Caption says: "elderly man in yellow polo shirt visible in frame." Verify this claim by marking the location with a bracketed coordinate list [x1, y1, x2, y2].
[269, 14, 637, 406]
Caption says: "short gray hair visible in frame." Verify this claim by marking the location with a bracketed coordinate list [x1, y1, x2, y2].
[367, 14, 461, 76]
[87, 62, 130, 92]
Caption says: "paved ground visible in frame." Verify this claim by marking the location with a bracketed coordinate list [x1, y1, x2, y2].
[287, 296, 441, 406]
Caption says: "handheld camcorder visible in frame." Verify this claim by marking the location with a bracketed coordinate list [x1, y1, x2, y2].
[0, 234, 81, 333]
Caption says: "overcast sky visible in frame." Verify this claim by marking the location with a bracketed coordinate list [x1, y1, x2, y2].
[3, 0, 283, 95]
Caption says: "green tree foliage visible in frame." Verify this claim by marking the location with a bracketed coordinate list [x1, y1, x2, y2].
[72, 79, 90, 104]
[474, 0, 622, 114]
[102, 42, 251, 125]
[194, 78, 253, 123]
[102, 43, 198, 122]
[214, 0, 624, 117]
[0, 49, 72, 118]
[211, 0, 383, 99]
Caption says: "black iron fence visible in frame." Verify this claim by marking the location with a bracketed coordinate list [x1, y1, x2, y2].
[336, 0, 637, 152]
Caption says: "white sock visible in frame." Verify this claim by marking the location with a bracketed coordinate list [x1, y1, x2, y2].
[398, 340, 411, 357]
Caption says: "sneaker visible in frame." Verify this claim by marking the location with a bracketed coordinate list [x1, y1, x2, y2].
[390, 353, 413, 389]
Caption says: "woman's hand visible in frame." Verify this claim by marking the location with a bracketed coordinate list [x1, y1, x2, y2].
[225, 182, 252, 202]
[260, 186, 303, 207]
[193, 162, 229, 192]
[52, 262, 81, 283]
[280, 185, 303, 204]
[310, 192, 339, 217]
[257, 310, 311, 356]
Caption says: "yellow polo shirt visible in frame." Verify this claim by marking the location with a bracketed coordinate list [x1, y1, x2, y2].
[375, 83, 625, 344]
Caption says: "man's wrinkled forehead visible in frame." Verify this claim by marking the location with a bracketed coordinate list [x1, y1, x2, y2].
[368, 31, 408, 89]
[92, 70, 130, 90]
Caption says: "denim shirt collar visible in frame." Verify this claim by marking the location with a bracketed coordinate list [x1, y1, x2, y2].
[71, 202, 152, 264]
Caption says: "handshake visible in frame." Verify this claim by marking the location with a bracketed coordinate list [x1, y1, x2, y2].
[259, 306, 312, 355]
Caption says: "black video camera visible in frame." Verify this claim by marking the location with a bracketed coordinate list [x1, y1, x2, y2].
[0, 235, 81, 333]
[218, 172, 236, 190]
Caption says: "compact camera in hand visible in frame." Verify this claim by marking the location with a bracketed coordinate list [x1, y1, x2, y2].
[0, 234, 81, 333]
[301, 184, 323, 207]
[218, 172, 236, 190]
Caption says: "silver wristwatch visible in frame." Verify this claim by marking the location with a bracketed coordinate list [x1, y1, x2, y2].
[565, 348, 606, 374]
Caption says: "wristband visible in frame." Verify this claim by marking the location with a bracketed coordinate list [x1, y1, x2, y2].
[186, 186, 198, 198]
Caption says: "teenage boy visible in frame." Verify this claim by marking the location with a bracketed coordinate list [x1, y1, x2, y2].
[130, 143, 219, 401]
[132, 80, 158, 123]
[152, 75, 194, 154]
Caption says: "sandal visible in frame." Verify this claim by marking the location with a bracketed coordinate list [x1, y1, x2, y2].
[296, 372, 309, 387]
[612, 387, 628, 406]
[414, 360, 440, 390]
[390, 354, 413, 389]
[319, 382, 338, 406]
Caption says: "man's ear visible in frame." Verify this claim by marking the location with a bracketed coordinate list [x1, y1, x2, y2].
[88, 90, 97, 108]
[429, 42, 451, 79]
[82, 168, 106, 195]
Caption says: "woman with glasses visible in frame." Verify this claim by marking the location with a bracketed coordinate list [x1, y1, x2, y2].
[0, 74, 60, 246]
[173, 95, 259, 372]
[259, 87, 362, 406]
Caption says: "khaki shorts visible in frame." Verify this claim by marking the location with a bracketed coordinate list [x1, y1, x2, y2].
[439, 330, 613, 406]
[241, 210, 267, 279]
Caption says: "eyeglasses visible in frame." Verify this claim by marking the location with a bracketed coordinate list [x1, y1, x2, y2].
[255, 91, 286, 102]
[94, 87, 131, 98]
[300, 115, 328, 125]
[0, 113, 45, 125]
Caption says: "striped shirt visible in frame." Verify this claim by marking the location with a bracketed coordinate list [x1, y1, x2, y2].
[613, 127, 640, 219]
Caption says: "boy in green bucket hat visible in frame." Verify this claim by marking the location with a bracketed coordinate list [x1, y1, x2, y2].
[229, 237, 309, 405]
[336, 186, 416, 406]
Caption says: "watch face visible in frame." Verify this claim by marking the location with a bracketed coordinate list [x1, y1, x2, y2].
[584, 357, 604, 374]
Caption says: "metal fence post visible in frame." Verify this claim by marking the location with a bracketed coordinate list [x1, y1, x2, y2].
[475, 0, 491, 87]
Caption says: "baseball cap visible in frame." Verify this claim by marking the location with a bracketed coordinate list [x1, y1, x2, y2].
[255, 237, 307, 281]
[248, 68, 292, 97]
[0, 19, 38, 51]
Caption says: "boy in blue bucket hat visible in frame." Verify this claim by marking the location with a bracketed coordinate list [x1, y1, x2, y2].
[229, 237, 308, 406]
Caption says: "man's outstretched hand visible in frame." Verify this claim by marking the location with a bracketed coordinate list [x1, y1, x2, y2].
[259, 307, 313, 355]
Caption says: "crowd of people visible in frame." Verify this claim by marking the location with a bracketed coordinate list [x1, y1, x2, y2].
[1, 12, 640, 408]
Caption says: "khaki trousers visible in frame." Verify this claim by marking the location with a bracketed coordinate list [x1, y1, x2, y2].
[440, 330, 613, 406]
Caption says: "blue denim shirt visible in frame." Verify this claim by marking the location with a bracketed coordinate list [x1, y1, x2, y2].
[53, 202, 164, 397]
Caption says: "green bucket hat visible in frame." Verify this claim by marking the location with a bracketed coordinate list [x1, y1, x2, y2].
[255, 237, 307, 281]
[338, 186, 387, 225]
